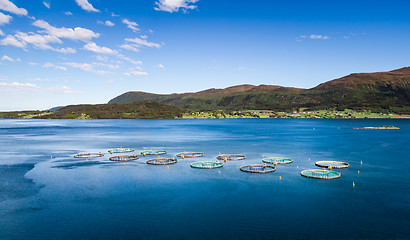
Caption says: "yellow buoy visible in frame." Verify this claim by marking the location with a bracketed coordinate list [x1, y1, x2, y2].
[353, 182, 356, 187]
[297, 166, 298, 168]
[358, 171, 360, 174]
[329, 166, 332, 170]
[51, 156, 53, 159]
[181, 155, 184, 159]
[218, 171, 221, 173]
[167, 166, 169, 169]
[124, 162, 125, 165]
[279, 176, 282, 180]
[360, 161, 363, 165]
[243, 162, 245, 164]
[86, 159, 88, 161]
[309, 158, 310, 160]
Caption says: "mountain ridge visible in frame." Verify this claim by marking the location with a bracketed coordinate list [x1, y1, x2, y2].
[108, 67, 410, 114]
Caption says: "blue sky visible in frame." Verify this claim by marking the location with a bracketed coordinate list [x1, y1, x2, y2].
[0, 0, 409, 110]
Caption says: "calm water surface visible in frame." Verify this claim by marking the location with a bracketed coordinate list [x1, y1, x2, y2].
[0, 119, 409, 239]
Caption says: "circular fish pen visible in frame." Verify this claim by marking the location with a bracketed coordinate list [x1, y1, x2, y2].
[240, 164, 276, 173]
[108, 148, 134, 154]
[109, 155, 139, 161]
[176, 152, 204, 158]
[146, 158, 177, 165]
[74, 152, 104, 158]
[217, 154, 246, 161]
[315, 161, 349, 169]
[262, 157, 293, 165]
[190, 161, 223, 169]
[141, 150, 167, 156]
[300, 169, 341, 179]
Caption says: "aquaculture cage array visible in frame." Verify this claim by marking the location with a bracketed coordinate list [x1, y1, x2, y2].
[177, 152, 204, 158]
[109, 155, 139, 162]
[217, 154, 246, 161]
[262, 157, 293, 165]
[240, 164, 276, 173]
[315, 161, 350, 169]
[146, 158, 177, 165]
[74, 152, 104, 158]
[108, 148, 134, 154]
[190, 161, 223, 169]
[141, 150, 167, 156]
[300, 169, 341, 179]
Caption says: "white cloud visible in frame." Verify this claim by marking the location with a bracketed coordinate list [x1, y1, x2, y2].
[157, 64, 165, 69]
[15, 31, 61, 49]
[120, 44, 140, 53]
[83, 42, 118, 55]
[1, 55, 14, 62]
[43, 2, 50, 9]
[0, 82, 39, 91]
[140, 35, 148, 39]
[154, 0, 198, 13]
[111, 12, 119, 17]
[75, 0, 99, 13]
[105, 20, 115, 27]
[0, 29, 3, 36]
[92, 62, 120, 70]
[117, 55, 142, 65]
[299, 34, 330, 40]
[95, 55, 108, 62]
[0, 0, 28, 16]
[0, 34, 27, 48]
[125, 37, 162, 48]
[63, 62, 109, 75]
[65, 11, 73, 16]
[98, 20, 115, 27]
[124, 68, 148, 76]
[33, 19, 100, 42]
[42, 62, 68, 71]
[0, 12, 12, 25]
[122, 19, 139, 32]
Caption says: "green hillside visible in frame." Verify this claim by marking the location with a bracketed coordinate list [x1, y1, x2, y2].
[37, 101, 184, 119]
[109, 67, 410, 114]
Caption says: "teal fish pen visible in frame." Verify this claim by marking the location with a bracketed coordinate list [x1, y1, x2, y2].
[177, 152, 204, 158]
[217, 154, 246, 161]
[300, 169, 341, 179]
[262, 157, 293, 164]
[190, 161, 223, 169]
[141, 150, 167, 156]
[315, 161, 349, 169]
[108, 148, 134, 154]
[109, 155, 139, 161]
[240, 164, 276, 173]
[74, 152, 104, 158]
[146, 158, 177, 165]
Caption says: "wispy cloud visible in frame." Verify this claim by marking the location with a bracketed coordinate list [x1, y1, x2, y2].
[65, 11, 73, 16]
[297, 34, 330, 41]
[124, 67, 148, 76]
[120, 44, 140, 53]
[125, 37, 163, 48]
[43, 2, 50, 9]
[157, 64, 165, 69]
[33, 19, 100, 42]
[42, 62, 67, 71]
[154, 0, 199, 13]
[83, 42, 118, 55]
[0, 34, 26, 48]
[11, 31, 76, 54]
[0, 12, 12, 26]
[63, 62, 109, 75]
[1, 55, 14, 62]
[74, 0, 100, 13]
[0, 0, 28, 16]
[122, 19, 139, 32]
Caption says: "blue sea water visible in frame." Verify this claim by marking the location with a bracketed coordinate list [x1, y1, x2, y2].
[0, 119, 409, 239]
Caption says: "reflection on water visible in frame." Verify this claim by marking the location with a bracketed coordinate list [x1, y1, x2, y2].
[0, 119, 409, 239]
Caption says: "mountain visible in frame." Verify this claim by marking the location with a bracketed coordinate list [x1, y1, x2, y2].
[108, 67, 410, 114]
[37, 101, 184, 119]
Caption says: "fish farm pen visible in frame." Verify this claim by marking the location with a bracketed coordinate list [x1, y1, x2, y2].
[74, 152, 104, 158]
[108, 148, 134, 154]
[190, 161, 223, 169]
[262, 157, 293, 164]
[146, 158, 177, 165]
[300, 169, 341, 179]
[240, 164, 276, 173]
[109, 155, 139, 161]
[315, 161, 350, 169]
[141, 150, 167, 155]
[176, 152, 204, 158]
[217, 154, 246, 161]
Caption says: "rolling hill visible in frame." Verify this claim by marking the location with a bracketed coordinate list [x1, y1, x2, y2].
[109, 67, 410, 114]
